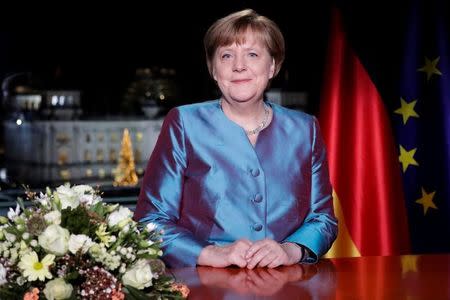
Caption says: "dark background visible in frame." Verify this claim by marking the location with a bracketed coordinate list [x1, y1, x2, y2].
[0, 2, 335, 117]
[0, 1, 415, 115]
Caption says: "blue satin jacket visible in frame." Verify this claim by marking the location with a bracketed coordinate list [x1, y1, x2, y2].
[134, 100, 337, 267]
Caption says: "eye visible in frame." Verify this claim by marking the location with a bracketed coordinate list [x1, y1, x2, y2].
[221, 53, 232, 59]
[248, 52, 258, 57]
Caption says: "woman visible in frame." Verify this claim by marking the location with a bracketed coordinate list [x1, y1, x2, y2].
[134, 9, 337, 268]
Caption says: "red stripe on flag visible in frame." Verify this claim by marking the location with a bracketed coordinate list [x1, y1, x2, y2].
[319, 8, 410, 256]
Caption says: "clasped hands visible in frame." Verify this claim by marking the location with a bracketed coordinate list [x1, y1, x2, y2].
[197, 238, 302, 268]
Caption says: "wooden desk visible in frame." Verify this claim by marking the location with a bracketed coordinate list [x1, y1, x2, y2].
[171, 254, 450, 299]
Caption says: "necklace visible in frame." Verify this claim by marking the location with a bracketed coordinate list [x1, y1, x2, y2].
[220, 100, 270, 135]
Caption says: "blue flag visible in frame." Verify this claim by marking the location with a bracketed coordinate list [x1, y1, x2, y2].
[395, 0, 450, 252]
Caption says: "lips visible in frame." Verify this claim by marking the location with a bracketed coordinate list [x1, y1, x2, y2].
[231, 79, 252, 84]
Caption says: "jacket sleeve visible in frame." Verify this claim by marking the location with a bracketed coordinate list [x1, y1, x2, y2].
[134, 108, 210, 267]
[283, 117, 338, 262]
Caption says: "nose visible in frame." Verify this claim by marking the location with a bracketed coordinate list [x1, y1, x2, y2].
[233, 55, 247, 72]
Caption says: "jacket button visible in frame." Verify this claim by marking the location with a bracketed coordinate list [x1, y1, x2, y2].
[253, 194, 263, 203]
[250, 168, 260, 177]
[252, 223, 263, 231]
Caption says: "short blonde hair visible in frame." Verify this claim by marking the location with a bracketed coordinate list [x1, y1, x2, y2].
[204, 9, 285, 77]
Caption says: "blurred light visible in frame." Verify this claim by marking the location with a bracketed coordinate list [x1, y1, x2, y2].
[52, 95, 58, 106]
[59, 95, 65, 106]
[16, 119, 23, 126]
[0, 168, 6, 181]
[159, 94, 165, 100]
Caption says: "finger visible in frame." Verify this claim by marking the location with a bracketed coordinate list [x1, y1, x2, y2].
[257, 252, 277, 268]
[232, 254, 248, 268]
[226, 246, 248, 268]
[236, 241, 253, 253]
[245, 240, 269, 259]
[247, 247, 271, 269]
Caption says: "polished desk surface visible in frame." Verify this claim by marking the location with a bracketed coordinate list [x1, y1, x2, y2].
[171, 254, 450, 299]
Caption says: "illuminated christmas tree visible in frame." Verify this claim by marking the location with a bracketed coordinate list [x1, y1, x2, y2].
[113, 128, 138, 186]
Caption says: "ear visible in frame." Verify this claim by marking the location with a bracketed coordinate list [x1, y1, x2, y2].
[212, 66, 217, 81]
[269, 57, 275, 79]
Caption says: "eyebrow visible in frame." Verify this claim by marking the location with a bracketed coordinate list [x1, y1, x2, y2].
[219, 45, 261, 52]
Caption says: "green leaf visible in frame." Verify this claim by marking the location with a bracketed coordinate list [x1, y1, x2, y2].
[136, 253, 158, 260]
[16, 197, 26, 212]
[90, 202, 106, 218]
[5, 225, 20, 235]
[124, 285, 152, 300]
[0, 283, 30, 300]
[64, 271, 80, 281]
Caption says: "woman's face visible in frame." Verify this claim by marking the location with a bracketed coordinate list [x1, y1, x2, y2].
[212, 30, 275, 104]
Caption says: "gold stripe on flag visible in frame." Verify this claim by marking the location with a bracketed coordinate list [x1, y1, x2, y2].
[324, 190, 361, 258]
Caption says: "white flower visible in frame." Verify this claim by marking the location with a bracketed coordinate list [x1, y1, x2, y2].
[88, 243, 103, 257]
[4, 232, 16, 243]
[107, 207, 133, 228]
[16, 276, 26, 286]
[43, 278, 73, 300]
[122, 224, 130, 233]
[68, 234, 93, 254]
[55, 185, 79, 209]
[79, 194, 100, 206]
[18, 251, 54, 281]
[119, 264, 127, 274]
[38, 224, 69, 256]
[122, 259, 154, 290]
[0, 263, 7, 285]
[68, 185, 101, 206]
[36, 192, 50, 207]
[44, 211, 61, 225]
[146, 223, 157, 232]
[72, 185, 94, 195]
[10, 249, 18, 262]
[7, 204, 20, 221]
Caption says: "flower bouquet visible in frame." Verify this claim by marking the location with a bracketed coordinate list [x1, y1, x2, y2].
[0, 184, 188, 299]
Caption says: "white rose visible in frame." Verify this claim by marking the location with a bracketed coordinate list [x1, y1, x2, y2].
[38, 224, 69, 256]
[43, 278, 73, 300]
[72, 185, 94, 195]
[146, 223, 157, 232]
[122, 259, 154, 290]
[44, 211, 61, 225]
[68, 234, 93, 254]
[0, 263, 7, 285]
[56, 185, 79, 209]
[107, 207, 133, 228]
[79, 194, 101, 206]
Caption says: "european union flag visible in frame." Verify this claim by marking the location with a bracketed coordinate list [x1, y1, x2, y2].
[395, 0, 450, 253]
